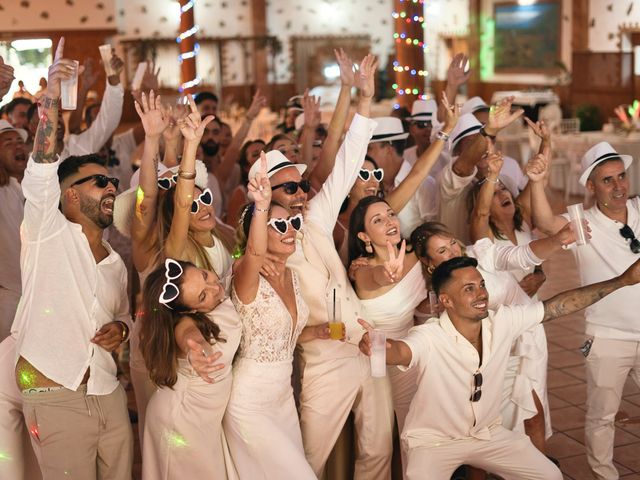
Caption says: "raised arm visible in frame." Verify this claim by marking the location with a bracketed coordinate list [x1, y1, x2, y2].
[164, 95, 215, 260]
[0, 56, 15, 102]
[437, 53, 470, 124]
[543, 257, 640, 321]
[299, 91, 321, 168]
[131, 90, 170, 272]
[68, 57, 99, 134]
[160, 103, 186, 168]
[387, 93, 459, 212]
[308, 48, 355, 191]
[469, 142, 501, 242]
[232, 152, 271, 303]
[526, 152, 568, 235]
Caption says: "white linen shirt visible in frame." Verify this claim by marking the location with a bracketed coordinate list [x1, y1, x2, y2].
[13, 157, 131, 395]
[561, 198, 640, 340]
[0, 177, 24, 294]
[399, 302, 545, 448]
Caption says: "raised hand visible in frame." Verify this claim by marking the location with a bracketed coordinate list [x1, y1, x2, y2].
[0, 56, 15, 101]
[107, 52, 125, 85]
[186, 338, 224, 384]
[161, 103, 186, 143]
[383, 239, 406, 283]
[441, 91, 459, 133]
[486, 96, 524, 135]
[485, 139, 503, 179]
[525, 152, 549, 183]
[247, 151, 272, 208]
[47, 37, 77, 99]
[355, 53, 378, 99]
[178, 94, 215, 143]
[335, 48, 355, 87]
[134, 90, 170, 138]
[246, 89, 267, 121]
[447, 53, 471, 88]
[302, 89, 321, 129]
[141, 60, 160, 92]
[525, 117, 551, 143]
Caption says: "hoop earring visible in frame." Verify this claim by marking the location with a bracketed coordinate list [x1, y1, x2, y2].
[426, 264, 434, 275]
[365, 241, 373, 254]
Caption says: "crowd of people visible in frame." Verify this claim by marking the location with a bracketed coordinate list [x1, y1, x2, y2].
[0, 36, 639, 480]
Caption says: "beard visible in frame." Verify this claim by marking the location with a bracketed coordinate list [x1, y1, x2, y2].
[201, 140, 219, 157]
[79, 192, 114, 229]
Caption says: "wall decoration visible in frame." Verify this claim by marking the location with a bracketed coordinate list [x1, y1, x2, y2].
[493, 1, 561, 72]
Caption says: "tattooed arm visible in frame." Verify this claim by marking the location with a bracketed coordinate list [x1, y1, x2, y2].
[33, 37, 75, 164]
[543, 258, 640, 321]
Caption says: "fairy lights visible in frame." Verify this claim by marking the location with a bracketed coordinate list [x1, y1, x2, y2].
[177, 0, 199, 93]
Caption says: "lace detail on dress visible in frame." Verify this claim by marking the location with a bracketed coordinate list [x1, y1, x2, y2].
[231, 271, 308, 363]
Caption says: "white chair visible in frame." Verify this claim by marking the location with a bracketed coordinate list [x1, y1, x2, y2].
[560, 118, 581, 134]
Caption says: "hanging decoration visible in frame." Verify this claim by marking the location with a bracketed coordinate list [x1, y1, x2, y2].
[177, 0, 200, 93]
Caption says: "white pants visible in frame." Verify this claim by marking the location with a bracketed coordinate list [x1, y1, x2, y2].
[404, 425, 562, 480]
[0, 287, 20, 341]
[585, 336, 640, 480]
[299, 354, 394, 479]
[0, 336, 41, 480]
[129, 317, 157, 445]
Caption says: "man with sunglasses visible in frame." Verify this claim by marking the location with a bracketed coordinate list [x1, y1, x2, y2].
[359, 255, 640, 479]
[529, 142, 640, 480]
[9, 38, 133, 480]
[248, 54, 395, 478]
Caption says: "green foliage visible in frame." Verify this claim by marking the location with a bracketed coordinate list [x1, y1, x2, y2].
[575, 104, 603, 132]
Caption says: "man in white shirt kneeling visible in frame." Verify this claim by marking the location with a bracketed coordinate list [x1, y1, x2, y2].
[360, 255, 640, 480]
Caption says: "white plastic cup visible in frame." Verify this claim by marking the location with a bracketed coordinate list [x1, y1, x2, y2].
[131, 61, 147, 91]
[428, 290, 438, 317]
[567, 203, 589, 246]
[99, 44, 115, 76]
[370, 330, 387, 378]
[60, 60, 79, 110]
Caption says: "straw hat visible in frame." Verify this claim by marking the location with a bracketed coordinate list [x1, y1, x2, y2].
[578, 141, 633, 186]
[369, 117, 409, 143]
[247, 150, 307, 181]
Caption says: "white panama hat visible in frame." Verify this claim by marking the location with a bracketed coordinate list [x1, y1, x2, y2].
[247, 149, 306, 181]
[578, 142, 633, 186]
[369, 117, 409, 143]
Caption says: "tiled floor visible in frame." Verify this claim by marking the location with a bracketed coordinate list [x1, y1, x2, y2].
[539, 191, 640, 480]
[125, 189, 640, 480]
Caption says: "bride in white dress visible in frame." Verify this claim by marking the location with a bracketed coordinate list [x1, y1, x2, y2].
[223, 155, 319, 479]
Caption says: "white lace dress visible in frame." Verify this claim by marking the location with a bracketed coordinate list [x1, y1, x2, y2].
[224, 273, 316, 480]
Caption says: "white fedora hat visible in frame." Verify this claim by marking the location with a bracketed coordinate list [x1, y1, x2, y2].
[0, 119, 27, 142]
[449, 113, 482, 153]
[499, 156, 527, 197]
[247, 149, 306, 181]
[113, 160, 208, 238]
[578, 141, 633, 186]
[369, 117, 409, 143]
[408, 99, 438, 122]
[461, 96, 490, 116]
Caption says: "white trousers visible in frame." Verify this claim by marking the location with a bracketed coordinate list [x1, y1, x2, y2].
[299, 354, 395, 479]
[0, 335, 41, 480]
[0, 287, 20, 341]
[404, 425, 562, 480]
[585, 336, 640, 480]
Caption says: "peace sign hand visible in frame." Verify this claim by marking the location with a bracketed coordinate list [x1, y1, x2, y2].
[179, 94, 215, 144]
[247, 151, 271, 209]
[383, 239, 406, 284]
[524, 117, 551, 143]
[134, 90, 170, 138]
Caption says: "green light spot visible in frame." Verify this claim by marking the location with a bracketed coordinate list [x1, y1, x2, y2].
[18, 366, 37, 390]
[164, 430, 189, 449]
[43, 307, 53, 315]
[0, 451, 11, 462]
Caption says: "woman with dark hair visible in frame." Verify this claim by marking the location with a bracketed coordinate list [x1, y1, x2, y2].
[140, 259, 241, 480]
[226, 139, 265, 228]
[223, 154, 322, 479]
[265, 132, 301, 164]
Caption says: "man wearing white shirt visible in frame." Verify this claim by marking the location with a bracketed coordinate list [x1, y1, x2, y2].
[529, 142, 640, 480]
[254, 54, 395, 478]
[12, 39, 132, 480]
[359, 255, 640, 479]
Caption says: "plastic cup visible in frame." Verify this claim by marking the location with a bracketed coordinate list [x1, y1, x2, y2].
[60, 60, 79, 110]
[567, 203, 589, 245]
[99, 44, 115, 76]
[370, 330, 387, 377]
[131, 61, 147, 91]
[326, 295, 343, 340]
[428, 290, 438, 317]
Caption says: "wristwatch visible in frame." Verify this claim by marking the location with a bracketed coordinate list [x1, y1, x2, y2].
[479, 126, 496, 140]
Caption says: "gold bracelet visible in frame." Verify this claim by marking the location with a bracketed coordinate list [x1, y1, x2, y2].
[178, 170, 196, 180]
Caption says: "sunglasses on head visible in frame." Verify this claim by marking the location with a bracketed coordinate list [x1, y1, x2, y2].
[267, 213, 303, 235]
[271, 179, 311, 195]
[71, 174, 119, 190]
[470, 371, 483, 402]
[159, 259, 184, 309]
[413, 121, 432, 129]
[358, 168, 384, 182]
[619, 224, 640, 254]
[191, 188, 213, 214]
[157, 174, 178, 190]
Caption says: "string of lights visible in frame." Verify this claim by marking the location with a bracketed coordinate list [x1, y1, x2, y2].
[178, 0, 200, 92]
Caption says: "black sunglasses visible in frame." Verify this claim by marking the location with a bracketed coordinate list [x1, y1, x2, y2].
[71, 174, 119, 190]
[271, 179, 311, 195]
[413, 121, 432, 129]
[470, 371, 483, 402]
[619, 224, 640, 254]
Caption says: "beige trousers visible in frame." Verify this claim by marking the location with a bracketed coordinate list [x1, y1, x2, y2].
[22, 384, 133, 480]
[404, 425, 562, 480]
[299, 354, 395, 479]
[0, 335, 41, 480]
[0, 287, 20, 341]
[585, 336, 640, 480]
